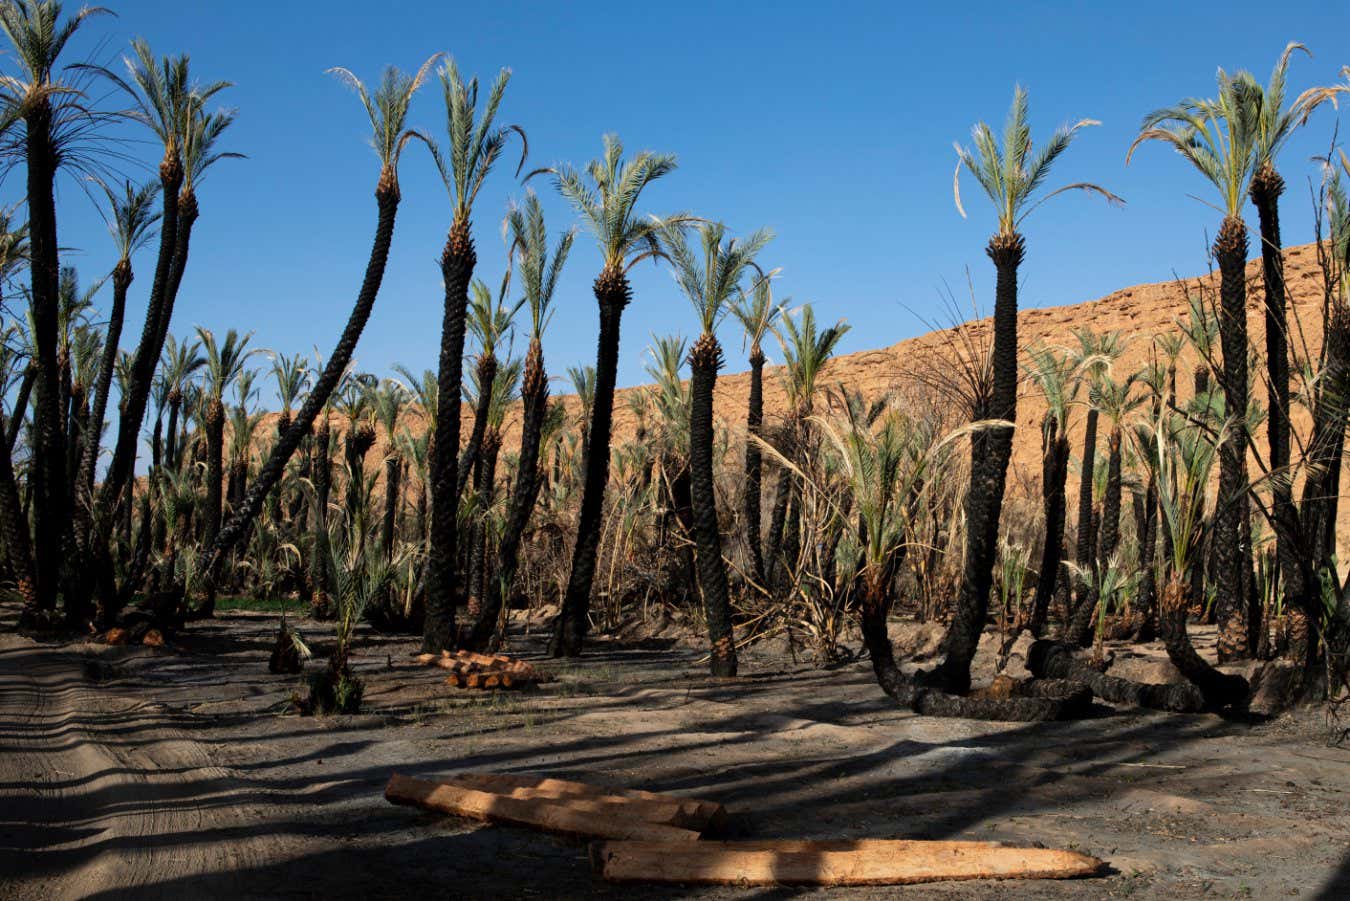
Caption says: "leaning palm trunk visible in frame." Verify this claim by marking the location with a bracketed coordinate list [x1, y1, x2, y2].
[201, 178, 402, 588]
[689, 332, 737, 677]
[467, 338, 547, 651]
[457, 353, 496, 497]
[422, 222, 475, 654]
[1028, 416, 1069, 635]
[742, 348, 767, 586]
[100, 156, 182, 525]
[1213, 216, 1253, 661]
[552, 267, 629, 657]
[935, 233, 1022, 694]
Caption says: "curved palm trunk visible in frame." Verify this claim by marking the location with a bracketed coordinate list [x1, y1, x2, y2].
[422, 221, 476, 654]
[689, 332, 737, 677]
[742, 349, 766, 587]
[1160, 574, 1248, 709]
[25, 99, 67, 613]
[101, 158, 183, 521]
[78, 262, 132, 495]
[551, 267, 629, 657]
[935, 233, 1022, 694]
[200, 181, 401, 587]
[1213, 216, 1252, 662]
[468, 338, 548, 651]
[1028, 417, 1069, 635]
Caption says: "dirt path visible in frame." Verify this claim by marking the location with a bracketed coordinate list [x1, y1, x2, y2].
[2, 614, 1349, 899]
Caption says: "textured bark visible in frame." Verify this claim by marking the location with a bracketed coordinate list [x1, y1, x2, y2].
[381, 453, 401, 557]
[100, 153, 182, 523]
[311, 421, 334, 619]
[203, 398, 224, 550]
[457, 353, 497, 502]
[934, 233, 1023, 694]
[1029, 418, 1069, 635]
[1159, 575, 1249, 710]
[78, 263, 132, 496]
[24, 97, 67, 612]
[1213, 216, 1252, 662]
[551, 267, 630, 657]
[422, 219, 476, 654]
[0, 414, 37, 611]
[200, 180, 402, 586]
[859, 568, 1088, 721]
[742, 349, 766, 587]
[1027, 641, 1202, 711]
[468, 339, 548, 651]
[689, 333, 736, 677]
[1096, 426, 1123, 567]
[6, 363, 33, 456]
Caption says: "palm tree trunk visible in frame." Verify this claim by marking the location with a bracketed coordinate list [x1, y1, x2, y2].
[311, 421, 334, 619]
[422, 220, 476, 654]
[7, 362, 34, 456]
[1160, 574, 1248, 709]
[100, 156, 183, 522]
[382, 452, 401, 557]
[689, 332, 737, 677]
[457, 354, 496, 497]
[24, 98, 67, 613]
[199, 179, 401, 589]
[78, 262, 132, 495]
[1213, 216, 1252, 662]
[742, 349, 766, 587]
[165, 396, 182, 471]
[1029, 418, 1069, 635]
[1096, 426, 1124, 565]
[468, 338, 548, 651]
[1135, 472, 1160, 642]
[0, 413, 38, 612]
[551, 266, 630, 657]
[935, 232, 1022, 694]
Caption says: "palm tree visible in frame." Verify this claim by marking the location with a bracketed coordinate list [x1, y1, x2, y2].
[467, 192, 573, 650]
[195, 326, 254, 572]
[202, 57, 438, 587]
[76, 180, 159, 496]
[369, 379, 408, 557]
[0, 0, 108, 613]
[665, 221, 773, 676]
[458, 274, 519, 495]
[420, 58, 522, 654]
[730, 274, 782, 588]
[941, 85, 1117, 694]
[765, 304, 849, 589]
[1022, 343, 1082, 635]
[1131, 69, 1260, 662]
[99, 40, 232, 520]
[1241, 45, 1309, 607]
[159, 333, 204, 470]
[1067, 371, 1142, 646]
[540, 134, 685, 657]
[336, 373, 376, 524]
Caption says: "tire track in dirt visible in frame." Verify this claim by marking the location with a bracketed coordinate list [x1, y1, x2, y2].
[0, 634, 265, 899]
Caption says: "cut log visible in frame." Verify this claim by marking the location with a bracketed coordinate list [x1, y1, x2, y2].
[384, 774, 702, 842]
[446, 772, 727, 833]
[590, 839, 1105, 886]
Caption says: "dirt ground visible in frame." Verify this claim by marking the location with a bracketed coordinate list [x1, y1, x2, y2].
[1, 605, 1348, 900]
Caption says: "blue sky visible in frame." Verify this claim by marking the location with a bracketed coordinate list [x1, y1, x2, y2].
[43, 0, 1350, 405]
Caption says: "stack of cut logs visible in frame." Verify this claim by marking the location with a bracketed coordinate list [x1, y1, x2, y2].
[413, 649, 552, 690]
[384, 772, 1106, 887]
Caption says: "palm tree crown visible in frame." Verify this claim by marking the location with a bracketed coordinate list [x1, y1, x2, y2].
[506, 191, 574, 339]
[955, 84, 1117, 237]
[327, 55, 439, 196]
[664, 221, 774, 335]
[428, 58, 523, 226]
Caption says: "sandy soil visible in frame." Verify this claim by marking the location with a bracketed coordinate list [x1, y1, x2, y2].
[2, 608, 1348, 900]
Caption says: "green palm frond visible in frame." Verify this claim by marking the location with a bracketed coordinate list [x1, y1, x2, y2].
[954, 84, 1118, 235]
[774, 303, 850, 413]
[506, 190, 574, 338]
[327, 54, 439, 182]
[663, 220, 774, 335]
